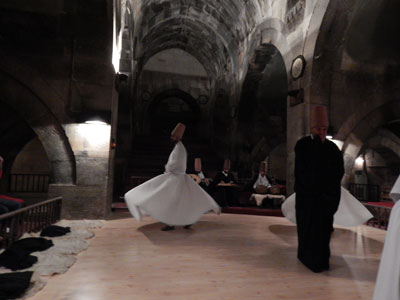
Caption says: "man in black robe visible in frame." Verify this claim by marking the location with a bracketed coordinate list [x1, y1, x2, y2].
[211, 159, 240, 207]
[294, 106, 344, 273]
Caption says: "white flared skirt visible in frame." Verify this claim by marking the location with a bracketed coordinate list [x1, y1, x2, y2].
[124, 173, 220, 226]
[282, 187, 373, 227]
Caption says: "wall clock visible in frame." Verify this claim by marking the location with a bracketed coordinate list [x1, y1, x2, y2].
[290, 55, 306, 80]
[198, 95, 208, 105]
[142, 91, 151, 101]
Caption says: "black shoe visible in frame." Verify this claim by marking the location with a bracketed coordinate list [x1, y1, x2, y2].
[161, 225, 175, 231]
[184, 225, 192, 230]
[310, 264, 330, 273]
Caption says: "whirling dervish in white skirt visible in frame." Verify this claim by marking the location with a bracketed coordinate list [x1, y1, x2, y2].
[282, 187, 373, 227]
[372, 175, 400, 300]
[124, 123, 220, 231]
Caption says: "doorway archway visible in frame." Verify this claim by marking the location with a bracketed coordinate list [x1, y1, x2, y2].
[147, 89, 201, 137]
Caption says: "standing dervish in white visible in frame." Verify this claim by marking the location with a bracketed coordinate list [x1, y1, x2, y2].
[372, 175, 400, 300]
[124, 123, 220, 231]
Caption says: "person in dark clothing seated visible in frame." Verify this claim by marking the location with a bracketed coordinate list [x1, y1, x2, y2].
[0, 155, 23, 214]
[0, 196, 21, 214]
[211, 159, 240, 207]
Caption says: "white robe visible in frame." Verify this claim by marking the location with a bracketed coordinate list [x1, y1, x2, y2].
[281, 187, 373, 227]
[124, 141, 220, 226]
[253, 174, 271, 189]
[372, 175, 400, 300]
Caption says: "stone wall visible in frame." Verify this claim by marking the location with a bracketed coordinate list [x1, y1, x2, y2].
[0, 0, 116, 218]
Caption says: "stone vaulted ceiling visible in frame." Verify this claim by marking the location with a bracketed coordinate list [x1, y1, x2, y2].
[131, 0, 265, 78]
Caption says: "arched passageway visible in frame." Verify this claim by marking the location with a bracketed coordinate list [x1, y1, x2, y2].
[147, 89, 201, 137]
[236, 43, 288, 178]
[0, 71, 75, 185]
[341, 100, 400, 188]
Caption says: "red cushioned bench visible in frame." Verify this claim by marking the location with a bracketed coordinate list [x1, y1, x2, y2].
[0, 195, 25, 204]
[364, 202, 394, 230]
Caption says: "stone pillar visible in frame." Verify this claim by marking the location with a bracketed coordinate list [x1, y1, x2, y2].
[48, 123, 111, 219]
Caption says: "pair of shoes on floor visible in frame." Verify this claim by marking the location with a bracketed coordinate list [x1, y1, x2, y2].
[161, 225, 175, 231]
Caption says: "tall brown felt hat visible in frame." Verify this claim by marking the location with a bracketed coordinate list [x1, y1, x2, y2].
[223, 159, 231, 170]
[194, 158, 202, 172]
[311, 106, 329, 128]
[171, 123, 186, 141]
[259, 161, 267, 172]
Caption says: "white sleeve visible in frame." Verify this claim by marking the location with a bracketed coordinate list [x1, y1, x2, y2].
[164, 142, 187, 174]
[253, 175, 260, 189]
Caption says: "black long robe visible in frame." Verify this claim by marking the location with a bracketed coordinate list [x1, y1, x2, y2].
[211, 171, 239, 206]
[294, 135, 344, 272]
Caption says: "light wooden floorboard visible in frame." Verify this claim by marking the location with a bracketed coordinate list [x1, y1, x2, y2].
[27, 213, 386, 300]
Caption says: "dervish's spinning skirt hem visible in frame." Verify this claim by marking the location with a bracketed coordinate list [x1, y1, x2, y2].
[282, 187, 373, 227]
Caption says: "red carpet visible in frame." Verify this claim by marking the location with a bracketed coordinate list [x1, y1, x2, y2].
[366, 202, 394, 208]
[222, 207, 284, 217]
[112, 202, 128, 209]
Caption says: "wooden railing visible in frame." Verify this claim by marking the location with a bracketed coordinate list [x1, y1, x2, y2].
[9, 173, 50, 193]
[348, 183, 380, 202]
[0, 197, 62, 249]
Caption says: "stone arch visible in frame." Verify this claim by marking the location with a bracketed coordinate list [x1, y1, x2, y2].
[284, 0, 339, 147]
[341, 100, 400, 186]
[309, 0, 400, 137]
[118, 1, 135, 76]
[299, 0, 333, 99]
[241, 18, 292, 82]
[364, 130, 400, 188]
[136, 16, 234, 79]
[368, 129, 400, 159]
[0, 70, 76, 184]
[307, 0, 400, 188]
[0, 55, 70, 122]
[133, 0, 269, 79]
[146, 89, 201, 137]
[0, 101, 36, 193]
[235, 40, 288, 177]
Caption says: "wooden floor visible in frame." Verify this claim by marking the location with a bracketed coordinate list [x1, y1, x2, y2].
[28, 212, 386, 300]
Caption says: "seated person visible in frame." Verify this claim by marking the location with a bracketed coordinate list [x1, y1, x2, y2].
[0, 155, 23, 214]
[211, 159, 240, 207]
[0, 196, 22, 214]
[190, 158, 212, 192]
[253, 161, 272, 194]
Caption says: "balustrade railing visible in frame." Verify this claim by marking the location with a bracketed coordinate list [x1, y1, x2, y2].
[9, 173, 50, 193]
[0, 197, 62, 249]
[348, 183, 380, 202]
